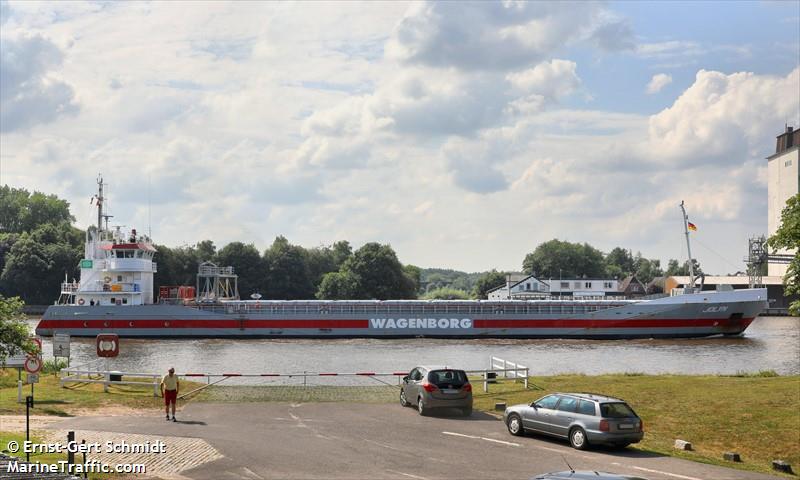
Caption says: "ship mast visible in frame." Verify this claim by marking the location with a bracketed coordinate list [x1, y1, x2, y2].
[96, 175, 104, 232]
[679, 200, 695, 291]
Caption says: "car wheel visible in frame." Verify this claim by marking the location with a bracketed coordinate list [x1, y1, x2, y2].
[461, 406, 472, 417]
[399, 388, 410, 407]
[506, 413, 523, 436]
[417, 397, 428, 416]
[569, 427, 589, 450]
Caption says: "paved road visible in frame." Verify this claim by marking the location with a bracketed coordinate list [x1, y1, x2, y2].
[50, 403, 775, 480]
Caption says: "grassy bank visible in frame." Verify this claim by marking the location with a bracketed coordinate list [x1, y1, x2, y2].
[473, 373, 799, 477]
[0, 368, 200, 416]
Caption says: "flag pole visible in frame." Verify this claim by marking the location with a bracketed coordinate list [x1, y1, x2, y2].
[679, 200, 695, 291]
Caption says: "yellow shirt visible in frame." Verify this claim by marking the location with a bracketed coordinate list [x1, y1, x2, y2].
[161, 374, 179, 391]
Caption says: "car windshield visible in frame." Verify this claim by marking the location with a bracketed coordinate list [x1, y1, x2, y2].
[428, 369, 467, 386]
[600, 402, 636, 418]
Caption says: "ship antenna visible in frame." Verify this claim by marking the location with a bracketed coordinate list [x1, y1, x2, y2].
[679, 200, 696, 291]
[96, 174, 103, 232]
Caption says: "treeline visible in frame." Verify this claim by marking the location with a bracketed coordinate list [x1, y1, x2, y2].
[1, 185, 703, 304]
[155, 237, 419, 300]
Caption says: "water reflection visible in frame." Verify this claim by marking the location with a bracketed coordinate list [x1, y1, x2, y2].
[27, 316, 799, 384]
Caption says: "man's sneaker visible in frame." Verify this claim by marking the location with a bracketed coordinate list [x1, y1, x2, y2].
[172, 417, 177, 422]
[165, 415, 170, 421]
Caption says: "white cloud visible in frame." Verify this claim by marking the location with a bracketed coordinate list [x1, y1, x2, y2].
[646, 73, 672, 94]
[0, 32, 78, 132]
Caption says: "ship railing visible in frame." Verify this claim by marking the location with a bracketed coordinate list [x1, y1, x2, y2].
[60, 282, 80, 293]
[60, 360, 162, 396]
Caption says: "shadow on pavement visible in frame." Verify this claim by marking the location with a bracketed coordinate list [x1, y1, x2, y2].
[174, 420, 207, 425]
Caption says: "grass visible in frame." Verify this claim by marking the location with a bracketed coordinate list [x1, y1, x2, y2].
[0, 368, 201, 416]
[471, 374, 800, 477]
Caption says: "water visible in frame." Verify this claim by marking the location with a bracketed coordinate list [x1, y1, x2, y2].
[26, 316, 800, 384]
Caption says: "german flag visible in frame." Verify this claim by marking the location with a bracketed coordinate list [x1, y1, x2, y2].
[688, 222, 697, 231]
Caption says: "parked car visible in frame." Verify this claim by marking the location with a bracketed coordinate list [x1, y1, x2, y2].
[400, 366, 473, 416]
[533, 472, 648, 479]
[504, 392, 644, 450]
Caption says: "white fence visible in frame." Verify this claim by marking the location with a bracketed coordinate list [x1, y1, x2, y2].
[60, 359, 162, 396]
[488, 356, 529, 390]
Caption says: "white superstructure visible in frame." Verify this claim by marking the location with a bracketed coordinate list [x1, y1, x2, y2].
[767, 125, 799, 277]
[57, 176, 157, 307]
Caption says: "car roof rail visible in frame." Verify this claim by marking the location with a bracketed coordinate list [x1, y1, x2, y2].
[574, 392, 620, 401]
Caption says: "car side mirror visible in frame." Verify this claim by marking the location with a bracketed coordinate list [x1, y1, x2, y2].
[403, 376, 409, 382]
[531, 402, 539, 408]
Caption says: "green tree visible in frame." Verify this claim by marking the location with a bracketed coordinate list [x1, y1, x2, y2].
[334, 243, 416, 300]
[316, 271, 361, 299]
[403, 264, 422, 295]
[0, 186, 73, 234]
[422, 287, 470, 300]
[665, 258, 702, 277]
[0, 295, 34, 362]
[633, 255, 663, 285]
[768, 193, 800, 315]
[0, 234, 53, 304]
[263, 236, 314, 299]
[522, 239, 606, 278]
[216, 242, 263, 299]
[196, 240, 216, 261]
[473, 270, 507, 299]
[605, 247, 634, 279]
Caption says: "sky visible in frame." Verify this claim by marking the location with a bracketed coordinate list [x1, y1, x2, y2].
[1, 0, 799, 275]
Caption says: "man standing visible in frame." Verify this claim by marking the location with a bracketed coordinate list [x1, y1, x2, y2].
[160, 367, 179, 422]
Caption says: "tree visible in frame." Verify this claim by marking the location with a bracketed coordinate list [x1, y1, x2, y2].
[263, 236, 315, 299]
[0, 186, 73, 234]
[403, 265, 422, 295]
[605, 247, 635, 279]
[0, 295, 34, 363]
[0, 234, 53, 304]
[422, 287, 470, 300]
[195, 240, 216, 262]
[473, 270, 507, 299]
[216, 242, 263, 299]
[768, 193, 800, 315]
[665, 259, 702, 277]
[633, 255, 663, 285]
[522, 239, 606, 279]
[316, 271, 361, 300]
[334, 243, 416, 300]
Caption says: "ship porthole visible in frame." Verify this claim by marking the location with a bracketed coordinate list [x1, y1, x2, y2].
[103, 321, 109, 327]
[129, 322, 134, 327]
[164, 321, 170, 327]
[83, 322, 88, 327]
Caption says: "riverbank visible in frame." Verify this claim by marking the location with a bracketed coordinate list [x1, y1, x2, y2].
[1, 369, 797, 477]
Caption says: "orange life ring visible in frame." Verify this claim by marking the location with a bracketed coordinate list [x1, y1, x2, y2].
[78, 298, 85, 305]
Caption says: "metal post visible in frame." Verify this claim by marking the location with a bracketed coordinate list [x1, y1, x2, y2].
[524, 369, 529, 389]
[304, 371, 307, 387]
[104, 372, 109, 393]
[153, 376, 159, 397]
[67, 431, 75, 467]
[17, 380, 22, 403]
[25, 396, 33, 462]
[82, 440, 88, 479]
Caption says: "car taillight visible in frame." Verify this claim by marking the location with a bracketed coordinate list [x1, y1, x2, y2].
[461, 383, 472, 392]
[639, 420, 644, 432]
[422, 383, 438, 392]
[599, 419, 610, 432]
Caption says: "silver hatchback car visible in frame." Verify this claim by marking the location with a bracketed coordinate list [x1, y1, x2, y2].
[400, 366, 473, 416]
[504, 392, 644, 450]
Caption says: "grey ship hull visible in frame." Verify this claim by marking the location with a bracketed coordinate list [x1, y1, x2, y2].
[36, 289, 768, 339]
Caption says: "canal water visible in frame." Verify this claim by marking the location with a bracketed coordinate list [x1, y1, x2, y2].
[26, 316, 799, 384]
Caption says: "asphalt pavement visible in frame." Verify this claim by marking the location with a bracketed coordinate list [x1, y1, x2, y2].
[50, 403, 777, 480]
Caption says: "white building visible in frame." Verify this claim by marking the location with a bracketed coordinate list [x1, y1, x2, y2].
[487, 274, 549, 300]
[548, 278, 621, 298]
[767, 125, 799, 277]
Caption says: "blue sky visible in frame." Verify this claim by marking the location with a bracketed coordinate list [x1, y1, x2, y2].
[1, 1, 798, 275]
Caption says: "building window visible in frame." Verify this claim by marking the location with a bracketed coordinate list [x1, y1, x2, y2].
[786, 159, 793, 167]
[574, 281, 581, 289]
[526, 283, 531, 290]
[604, 282, 613, 289]
[561, 282, 569, 289]
[585, 282, 592, 288]
[117, 275, 123, 282]
[122, 298, 128, 304]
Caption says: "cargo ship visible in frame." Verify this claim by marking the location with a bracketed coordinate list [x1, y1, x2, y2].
[36, 178, 768, 339]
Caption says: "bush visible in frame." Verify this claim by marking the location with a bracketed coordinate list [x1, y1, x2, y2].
[42, 358, 68, 374]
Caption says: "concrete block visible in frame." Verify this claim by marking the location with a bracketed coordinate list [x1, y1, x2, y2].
[723, 452, 741, 462]
[772, 460, 793, 474]
[674, 439, 692, 451]
[494, 402, 506, 411]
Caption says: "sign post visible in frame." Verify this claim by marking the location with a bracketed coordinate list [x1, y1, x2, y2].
[53, 333, 71, 363]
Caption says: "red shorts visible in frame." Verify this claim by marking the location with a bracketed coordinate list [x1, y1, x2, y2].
[164, 389, 177, 405]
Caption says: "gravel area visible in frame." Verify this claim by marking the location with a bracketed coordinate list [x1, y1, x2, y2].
[195, 385, 399, 403]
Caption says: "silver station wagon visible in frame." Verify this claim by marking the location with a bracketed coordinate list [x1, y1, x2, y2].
[504, 392, 644, 450]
